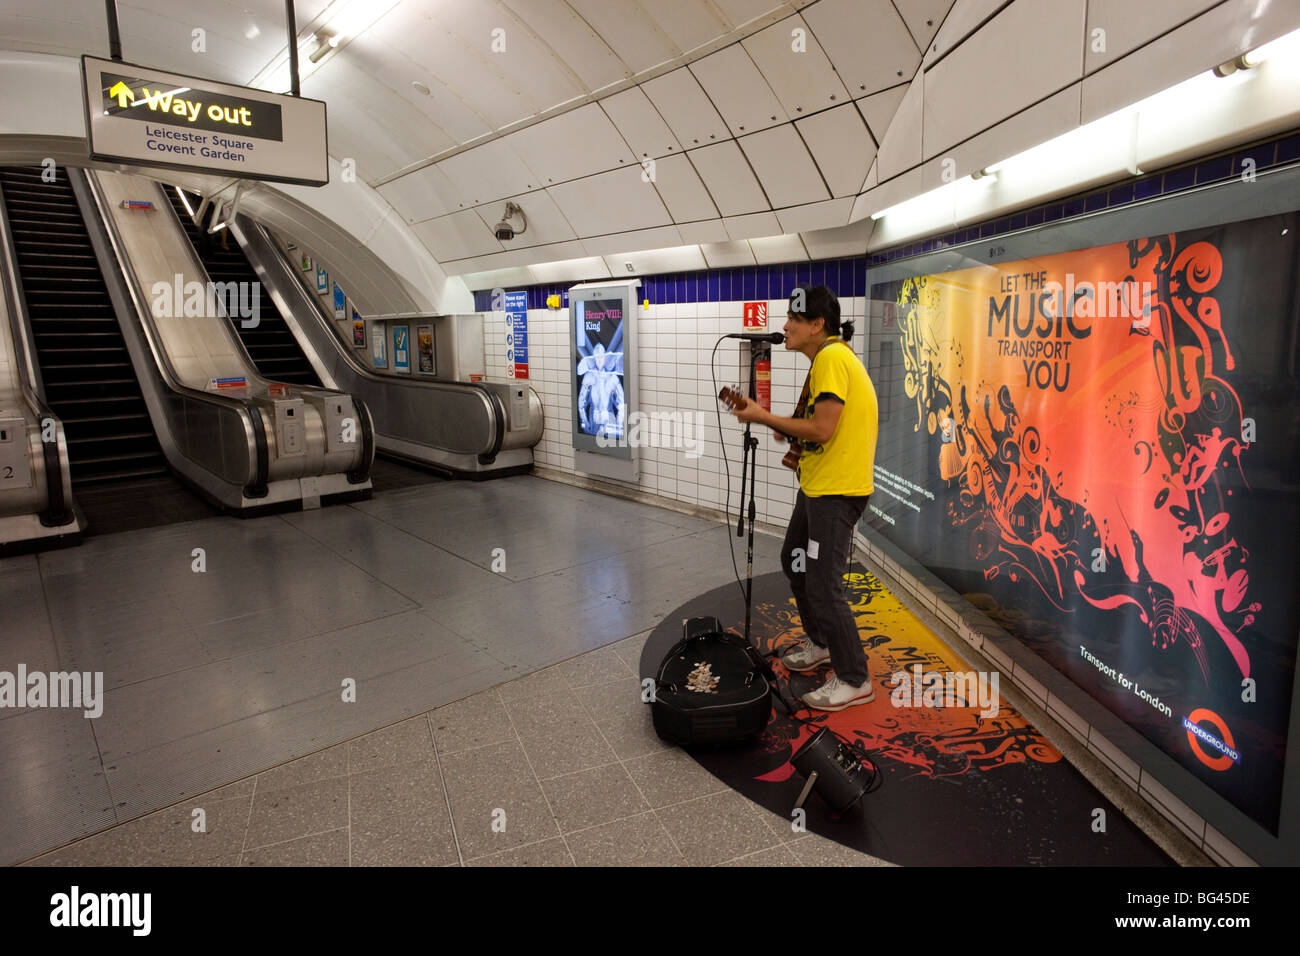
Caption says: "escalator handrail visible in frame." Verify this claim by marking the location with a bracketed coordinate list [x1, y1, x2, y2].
[0, 169, 74, 526]
[74, 169, 270, 493]
[347, 394, 374, 484]
[241, 214, 509, 405]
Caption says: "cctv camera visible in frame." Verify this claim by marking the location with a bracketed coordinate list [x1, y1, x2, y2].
[492, 202, 527, 242]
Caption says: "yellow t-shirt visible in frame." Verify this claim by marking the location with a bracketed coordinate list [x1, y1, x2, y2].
[797, 339, 878, 497]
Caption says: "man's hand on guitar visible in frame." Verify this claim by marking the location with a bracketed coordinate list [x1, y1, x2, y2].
[730, 395, 765, 425]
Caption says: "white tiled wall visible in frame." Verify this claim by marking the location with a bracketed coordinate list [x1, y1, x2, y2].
[484, 295, 868, 526]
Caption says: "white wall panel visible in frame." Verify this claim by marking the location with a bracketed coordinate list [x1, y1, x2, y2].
[502, 0, 630, 91]
[749, 233, 808, 264]
[723, 211, 782, 239]
[566, 0, 681, 74]
[850, 165, 923, 221]
[328, 41, 490, 151]
[711, 0, 789, 30]
[650, 154, 720, 222]
[605, 244, 707, 276]
[305, 62, 445, 180]
[365, 4, 536, 131]
[856, 84, 908, 141]
[677, 219, 729, 244]
[1083, 0, 1220, 74]
[803, 0, 921, 98]
[743, 14, 849, 118]
[437, 138, 540, 206]
[641, 68, 730, 149]
[377, 164, 468, 223]
[894, 0, 956, 53]
[506, 103, 633, 186]
[796, 103, 877, 197]
[0, 52, 84, 138]
[875, 73, 924, 180]
[581, 224, 684, 256]
[547, 166, 673, 236]
[600, 87, 684, 159]
[775, 196, 855, 233]
[923, 0, 1009, 67]
[915, 83, 1080, 190]
[737, 125, 830, 208]
[1081, 0, 1300, 123]
[700, 240, 757, 267]
[529, 256, 613, 284]
[412, 209, 505, 261]
[689, 45, 787, 136]
[687, 140, 769, 216]
[641, 0, 733, 55]
[800, 216, 873, 260]
[923, 0, 1086, 157]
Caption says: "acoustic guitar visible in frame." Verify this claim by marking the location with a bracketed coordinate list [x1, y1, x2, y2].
[717, 386, 803, 470]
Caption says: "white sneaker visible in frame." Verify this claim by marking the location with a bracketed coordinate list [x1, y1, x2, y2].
[781, 639, 831, 672]
[801, 675, 874, 712]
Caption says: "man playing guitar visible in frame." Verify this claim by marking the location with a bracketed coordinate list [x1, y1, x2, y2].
[730, 286, 879, 711]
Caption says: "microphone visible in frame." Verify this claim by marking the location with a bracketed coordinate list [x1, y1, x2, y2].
[723, 332, 785, 343]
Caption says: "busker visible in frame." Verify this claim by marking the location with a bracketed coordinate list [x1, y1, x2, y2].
[730, 285, 879, 711]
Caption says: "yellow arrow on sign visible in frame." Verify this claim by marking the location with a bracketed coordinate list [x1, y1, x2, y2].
[108, 81, 135, 108]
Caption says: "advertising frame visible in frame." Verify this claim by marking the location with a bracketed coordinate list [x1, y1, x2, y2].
[568, 279, 639, 462]
[864, 160, 1300, 864]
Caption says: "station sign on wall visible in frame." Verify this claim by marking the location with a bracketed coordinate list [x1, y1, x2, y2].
[81, 56, 328, 186]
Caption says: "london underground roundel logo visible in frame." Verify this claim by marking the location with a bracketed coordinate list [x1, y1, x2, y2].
[1183, 708, 1238, 771]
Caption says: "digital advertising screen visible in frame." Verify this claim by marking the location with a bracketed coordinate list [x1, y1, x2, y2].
[866, 210, 1300, 831]
[570, 285, 636, 459]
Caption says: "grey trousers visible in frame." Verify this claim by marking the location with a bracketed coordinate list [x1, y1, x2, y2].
[780, 490, 870, 687]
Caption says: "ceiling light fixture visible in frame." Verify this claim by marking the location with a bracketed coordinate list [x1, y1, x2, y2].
[308, 32, 337, 63]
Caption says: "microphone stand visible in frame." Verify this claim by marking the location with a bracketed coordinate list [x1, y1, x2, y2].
[736, 343, 763, 647]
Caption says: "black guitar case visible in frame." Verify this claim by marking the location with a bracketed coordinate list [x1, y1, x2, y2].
[650, 616, 775, 746]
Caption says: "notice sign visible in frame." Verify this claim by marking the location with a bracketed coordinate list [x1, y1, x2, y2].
[81, 56, 328, 186]
[743, 301, 768, 329]
[504, 290, 528, 379]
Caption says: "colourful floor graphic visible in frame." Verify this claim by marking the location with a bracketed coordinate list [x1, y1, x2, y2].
[641, 568, 1173, 865]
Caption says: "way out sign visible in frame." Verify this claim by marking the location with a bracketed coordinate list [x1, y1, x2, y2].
[81, 55, 328, 186]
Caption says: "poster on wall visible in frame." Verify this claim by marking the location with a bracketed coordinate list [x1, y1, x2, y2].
[392, 324, 409, 374]
[299, 252, 312, 272]
[417, 325, 434, 374]
[370, 323, 387, 369]
[332, 282, 346, 320]
[315, 266, 328, 295]
[867, 213, 1300, 831]
[574, 296, 626, 443]
[351, 308, 365, 348]
[504, 290, 528, 379]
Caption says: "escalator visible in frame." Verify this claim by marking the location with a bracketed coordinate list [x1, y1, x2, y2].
[165, 187, 321, 387]
[0, 165, 166, 486]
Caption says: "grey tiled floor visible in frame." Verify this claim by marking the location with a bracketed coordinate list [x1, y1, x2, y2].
[7, 473, 883, 866]
[23, 630, 891, 866]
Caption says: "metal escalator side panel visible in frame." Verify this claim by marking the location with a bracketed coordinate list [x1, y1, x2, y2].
[69, 168, 266, 505]
[234, 216, 512, 470]
[0, 167, 85, 536]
